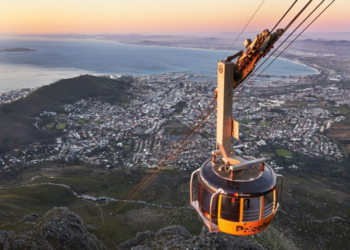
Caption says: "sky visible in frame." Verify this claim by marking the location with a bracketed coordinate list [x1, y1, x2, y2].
[0, 0, 348, 34]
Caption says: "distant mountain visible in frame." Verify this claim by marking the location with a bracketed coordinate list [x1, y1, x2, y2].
[0, 75, 134, 153]
[0, 48, 38, 52]
[1, 75, 133, 115]
[296, 39, 350, 45]
[145, 34, 177, 39]
[201, 37, 220, 40]
[138, 40, 172, 46]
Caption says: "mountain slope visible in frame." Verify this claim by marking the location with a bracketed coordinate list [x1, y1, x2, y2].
[0, 207, 106, 250]
[119, 225, 264, 250]
[0, 75, 134, 153]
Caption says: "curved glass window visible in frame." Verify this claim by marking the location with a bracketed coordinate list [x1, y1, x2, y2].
[263, 190, 274, 218]
[197, 179, 217, 217]
[243, 197, 260, 222]
[220, 195, 240, 222]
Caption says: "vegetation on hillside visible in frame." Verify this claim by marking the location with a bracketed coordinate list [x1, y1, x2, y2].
[0, 75, 134, 153]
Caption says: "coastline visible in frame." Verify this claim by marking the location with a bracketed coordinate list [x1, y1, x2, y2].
[0, 37, 319, 93]
[276, 56, 320, 75]
[9, 35, 318, 75]
[100, 39, 320, 76]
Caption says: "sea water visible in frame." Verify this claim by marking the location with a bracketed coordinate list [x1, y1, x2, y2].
[0, 37, 318, 92]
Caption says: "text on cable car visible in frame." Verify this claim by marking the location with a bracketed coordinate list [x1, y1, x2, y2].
[236, 219, 272, 233]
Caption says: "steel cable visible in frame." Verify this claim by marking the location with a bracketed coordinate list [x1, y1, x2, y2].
[112, 97, 217, 212]
[233, 0, 314, 96]
[270, 0, 298, 33]
[205, 0, 266, 86]
[236, 0, 331, 98]
[112, 104, 218, 214]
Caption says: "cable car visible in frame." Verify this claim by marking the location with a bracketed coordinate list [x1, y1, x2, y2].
[190, 149, 283, 236]
[190, 60, 283, 236]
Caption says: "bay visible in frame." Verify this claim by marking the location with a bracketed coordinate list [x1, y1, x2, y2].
[0, 37, 318, 92]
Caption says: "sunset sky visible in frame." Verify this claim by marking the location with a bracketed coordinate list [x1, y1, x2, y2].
[0, 0, 347, 34]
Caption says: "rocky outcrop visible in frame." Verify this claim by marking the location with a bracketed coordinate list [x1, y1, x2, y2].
[0, 207, 106, 250]
[119, 225, 264, 250]
[20, 213, 43, 222]
[0, 207, 263, 250]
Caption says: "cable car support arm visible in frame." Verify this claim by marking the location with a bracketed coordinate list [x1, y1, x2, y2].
[213, 0, 316, 170]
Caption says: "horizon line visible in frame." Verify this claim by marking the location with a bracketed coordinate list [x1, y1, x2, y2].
[1, 31, 350, 36]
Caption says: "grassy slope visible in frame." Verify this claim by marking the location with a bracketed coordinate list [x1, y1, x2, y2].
[0, 162, 349, 249]
[326, 117, 350, 157]
[0, 163, 201, 248]
[276, 149, 293, 157]
[250, 171, 350, 250]
[0, 75, 133, 153]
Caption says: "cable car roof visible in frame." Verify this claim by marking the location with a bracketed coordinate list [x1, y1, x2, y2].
[200, 159, 276, 196]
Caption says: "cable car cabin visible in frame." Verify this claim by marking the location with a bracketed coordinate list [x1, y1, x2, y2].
[190, 153, 283, 236]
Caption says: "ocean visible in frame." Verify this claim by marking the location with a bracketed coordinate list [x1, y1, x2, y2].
[0, 36, 318, 92]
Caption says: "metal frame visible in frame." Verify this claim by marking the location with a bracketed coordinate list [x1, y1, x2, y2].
[209, 188, 223, 232]
[259, 196, 264, 220]
[238, 198, 243, 222]
[191, 168, 222, 233]
[190, 169, 200, 206]
[216, 62, 238, 164]
[276, 174, 284, 207]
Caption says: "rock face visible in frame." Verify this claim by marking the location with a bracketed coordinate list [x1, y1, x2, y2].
[0, 207, 106, 250]
[20, 213, 43, 222]
[0, 208, 263, 250]
[119, 225, 264, 250]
